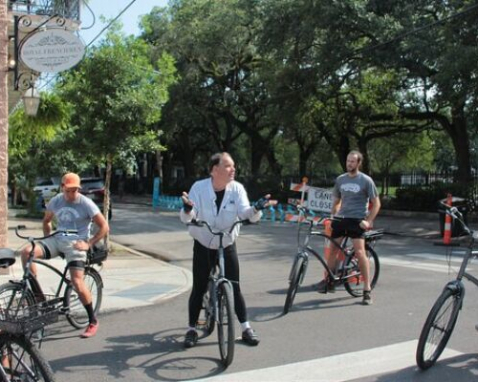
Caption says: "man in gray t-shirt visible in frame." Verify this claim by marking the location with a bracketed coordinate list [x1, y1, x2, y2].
[317, 151, 381, 305]
[20, 173, 109, 338]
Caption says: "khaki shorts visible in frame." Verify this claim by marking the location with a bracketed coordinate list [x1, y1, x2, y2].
[40, 237, 87, 267]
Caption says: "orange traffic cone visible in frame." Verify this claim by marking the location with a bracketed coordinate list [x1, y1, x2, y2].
[443, 193, 453, 245]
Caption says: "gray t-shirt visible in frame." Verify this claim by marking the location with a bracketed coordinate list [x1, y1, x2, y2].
[47, 194, 100, 240]
[332, 172, 378, 219]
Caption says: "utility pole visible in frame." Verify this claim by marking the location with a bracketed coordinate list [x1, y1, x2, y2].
[0, 0, 8, 247]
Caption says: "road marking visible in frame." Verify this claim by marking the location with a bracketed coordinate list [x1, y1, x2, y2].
[192, 340, 461, 381]
[379, 257, 461, 273]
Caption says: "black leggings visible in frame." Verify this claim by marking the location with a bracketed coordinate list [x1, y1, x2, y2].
[188, 240, 248, 327]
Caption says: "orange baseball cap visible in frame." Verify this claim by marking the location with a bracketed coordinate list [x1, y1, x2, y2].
[62, 173, 81, 188]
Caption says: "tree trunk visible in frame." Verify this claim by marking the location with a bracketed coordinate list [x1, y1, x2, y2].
[103, 154, 112, 249]
[450, 106, 472, 184]
[0, 0, 8, 247]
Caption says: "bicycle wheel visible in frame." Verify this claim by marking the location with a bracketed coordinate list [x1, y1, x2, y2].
[283, 254, 306, 314]
[416, 288, 462, 370]
[0, 282, 36, 319]
[343, 246, 380, 297]
[64, 267, 103, 329]
[217, 281, 235, 367]
[0, 333, 56, 382]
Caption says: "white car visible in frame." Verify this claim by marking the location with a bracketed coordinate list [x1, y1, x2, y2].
[33, 177, 60, 203]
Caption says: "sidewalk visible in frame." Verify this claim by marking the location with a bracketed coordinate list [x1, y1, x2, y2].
[2, 210, 192, 314]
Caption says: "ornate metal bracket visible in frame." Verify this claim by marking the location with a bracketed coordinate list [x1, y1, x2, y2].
[9, 13, 66, 90]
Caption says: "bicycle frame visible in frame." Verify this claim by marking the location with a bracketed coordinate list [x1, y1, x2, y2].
[296, 235, 359, 285]
[296, 217, 378, 284]
[441, 238, 478, 296]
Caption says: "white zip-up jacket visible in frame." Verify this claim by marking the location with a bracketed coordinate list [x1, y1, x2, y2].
[179, 178, 262, 249]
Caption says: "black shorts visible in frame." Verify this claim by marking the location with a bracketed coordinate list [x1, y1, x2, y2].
[331, 217, 366, 239]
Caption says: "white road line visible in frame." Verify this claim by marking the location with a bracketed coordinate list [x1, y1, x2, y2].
[192, 340, 461, 382]
[379, 257, 461, 273]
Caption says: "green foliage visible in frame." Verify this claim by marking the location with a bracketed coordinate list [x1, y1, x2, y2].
[58, 27, 177, 166]
[393, 182, 474, 212]
[8, 92, 70, 158]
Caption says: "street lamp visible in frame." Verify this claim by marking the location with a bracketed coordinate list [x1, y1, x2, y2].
[23, 86, 40, 116]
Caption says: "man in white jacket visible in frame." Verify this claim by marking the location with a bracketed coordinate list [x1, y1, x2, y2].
[180, 152, 275, 348]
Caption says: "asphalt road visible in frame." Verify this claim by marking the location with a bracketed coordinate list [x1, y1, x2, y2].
[41, 203, 478, 381]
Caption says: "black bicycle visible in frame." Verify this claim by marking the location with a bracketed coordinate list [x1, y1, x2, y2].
[0, 250, 58, 381]
[187, 219, 251, 368]
[0, 226, 105, 330]
[416, 202, 478, 370]
[284, 205, 382, 314]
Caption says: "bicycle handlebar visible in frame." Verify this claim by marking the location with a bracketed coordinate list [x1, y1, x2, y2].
[15, 225, 79, 242]
[187, 219, 253, 235]
[438, 201, 472, 237]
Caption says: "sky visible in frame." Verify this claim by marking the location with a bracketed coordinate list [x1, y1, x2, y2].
[79, 0, 169, 46]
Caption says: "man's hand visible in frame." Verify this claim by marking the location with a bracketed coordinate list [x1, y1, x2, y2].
[73, 240, 90, 251]
[359, 220, 372, 230]
[253, 194, 278, 211]
[181, 192, 194, 213]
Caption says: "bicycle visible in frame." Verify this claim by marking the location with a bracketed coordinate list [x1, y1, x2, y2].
[187, 219, 251, 368]
[0, 254, 59, 381]
[283, 205, 383, 314]
[0, 225, 105, 330]
[416, 202, 478, 370]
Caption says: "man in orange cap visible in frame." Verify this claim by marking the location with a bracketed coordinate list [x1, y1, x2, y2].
[21, 172, 109, 338]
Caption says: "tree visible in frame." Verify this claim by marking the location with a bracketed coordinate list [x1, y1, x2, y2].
[58, 25, 177, 241]
[356, 1, 478, 183]
[141, 0, 282, 188]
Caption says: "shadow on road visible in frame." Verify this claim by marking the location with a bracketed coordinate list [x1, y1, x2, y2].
[49, 327, 233, 381]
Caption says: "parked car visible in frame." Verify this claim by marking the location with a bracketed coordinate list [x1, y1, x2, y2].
[33, 177, 60, 204]
[80, 177, 112, 220]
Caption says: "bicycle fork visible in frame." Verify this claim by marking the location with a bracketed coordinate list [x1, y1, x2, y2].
[289, 252, 309, 285]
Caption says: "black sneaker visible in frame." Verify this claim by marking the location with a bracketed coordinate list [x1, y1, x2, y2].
[184, 329, 198, 348]
[316, 279, 335, 294]
[242, 328, 260, 346]
[362, 290, 373, 305]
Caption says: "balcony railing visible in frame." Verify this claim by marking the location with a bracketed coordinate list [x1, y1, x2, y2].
[8, 0, 81, 21]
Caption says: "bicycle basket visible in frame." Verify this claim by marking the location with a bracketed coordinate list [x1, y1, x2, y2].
[0, 295, 62, 334]
[89, 246, 108, 264]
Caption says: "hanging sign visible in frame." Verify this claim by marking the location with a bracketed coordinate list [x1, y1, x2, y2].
[20, 29, 85, 73]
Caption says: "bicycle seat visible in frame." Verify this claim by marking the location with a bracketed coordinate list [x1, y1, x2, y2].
[0, 248, 16, 267]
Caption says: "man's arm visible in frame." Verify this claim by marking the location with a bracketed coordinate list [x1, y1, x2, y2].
[366, 196, 381, 224]
[88, 213, 109, 248]
[330, 196, 341, 217]
[42, 211, 55, 236]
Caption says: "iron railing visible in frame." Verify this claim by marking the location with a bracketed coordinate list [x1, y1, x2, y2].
[8, 0, 81, 21]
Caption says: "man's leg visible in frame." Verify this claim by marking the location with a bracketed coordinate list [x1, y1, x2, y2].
[317, 237, 343, 293]
[351, 238, 373, 305]
[20, 244, 46, 276]
[70, 267, 99, 337]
